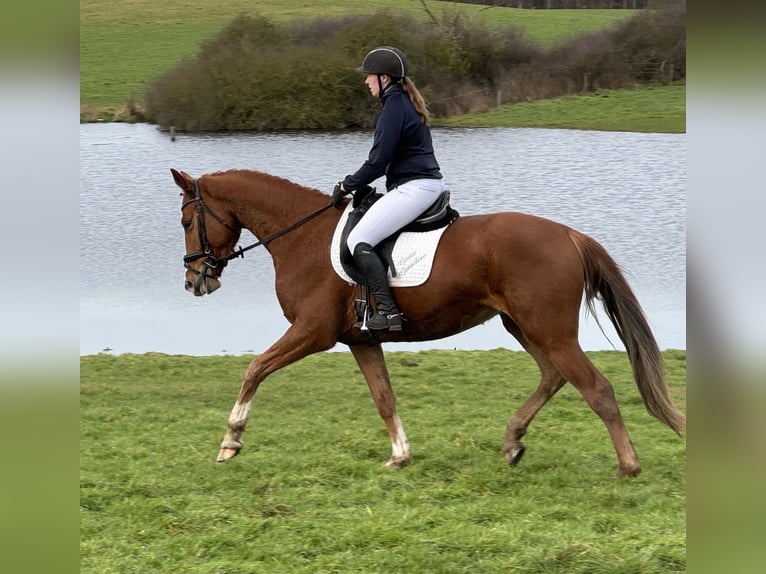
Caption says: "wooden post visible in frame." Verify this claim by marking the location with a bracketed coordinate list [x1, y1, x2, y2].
[170, 126, 176, 142]
[496, 90, 502, 107]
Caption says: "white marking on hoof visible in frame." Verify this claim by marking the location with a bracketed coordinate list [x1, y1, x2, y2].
[388, 415, 411, 467]
[228, 401, 253, 426]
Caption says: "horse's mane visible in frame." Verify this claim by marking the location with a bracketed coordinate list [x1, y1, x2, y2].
[207, 169, 326, 200]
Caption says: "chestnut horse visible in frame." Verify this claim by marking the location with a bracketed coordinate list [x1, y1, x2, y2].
[171, 168, 684, 478]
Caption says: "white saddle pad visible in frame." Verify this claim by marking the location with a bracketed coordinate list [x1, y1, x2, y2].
[330, 202, 449, 287]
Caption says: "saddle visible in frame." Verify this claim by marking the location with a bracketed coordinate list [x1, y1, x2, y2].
[338, 187, 459, 285]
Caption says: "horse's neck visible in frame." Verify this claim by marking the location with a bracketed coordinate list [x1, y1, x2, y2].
[217, 171, 329, 244]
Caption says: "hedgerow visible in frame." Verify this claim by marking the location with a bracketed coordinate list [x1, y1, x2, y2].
[143, 3, 684, 131]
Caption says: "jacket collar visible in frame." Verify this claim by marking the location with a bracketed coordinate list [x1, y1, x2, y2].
[380, 82, 402, 102]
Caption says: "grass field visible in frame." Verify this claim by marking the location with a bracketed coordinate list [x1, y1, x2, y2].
[80, 0, 636, 114]
[433, 84, 687, 133]
[81, 349, 686, 573]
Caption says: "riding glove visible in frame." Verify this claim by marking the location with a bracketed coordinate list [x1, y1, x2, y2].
[332, 182, 349, 207]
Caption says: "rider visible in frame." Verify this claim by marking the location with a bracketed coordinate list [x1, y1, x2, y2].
[332, 46, 445, 331]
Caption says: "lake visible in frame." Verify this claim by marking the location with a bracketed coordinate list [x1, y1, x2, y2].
[80, 123, 685, 355]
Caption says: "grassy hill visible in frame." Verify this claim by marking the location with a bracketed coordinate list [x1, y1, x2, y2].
[80, 1, 684, 132]
[80, 1, 635, 114]
[433, 84, 686, 133]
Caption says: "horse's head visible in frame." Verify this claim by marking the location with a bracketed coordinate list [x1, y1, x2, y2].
[171, 168, 242, 297]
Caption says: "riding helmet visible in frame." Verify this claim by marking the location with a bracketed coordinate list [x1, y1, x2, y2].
[356, 46, 408, 79]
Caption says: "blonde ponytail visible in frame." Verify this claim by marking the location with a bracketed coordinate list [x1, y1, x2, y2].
[401, 77, 430, 124]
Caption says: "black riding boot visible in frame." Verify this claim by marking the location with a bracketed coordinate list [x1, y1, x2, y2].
[352, 243, 402, 331]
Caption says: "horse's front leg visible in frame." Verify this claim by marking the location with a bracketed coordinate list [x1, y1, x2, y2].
[350, 342, 411, 468]
[218, 324, 332, 462]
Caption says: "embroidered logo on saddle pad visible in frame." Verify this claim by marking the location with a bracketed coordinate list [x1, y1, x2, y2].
[330, 202, 450, 287]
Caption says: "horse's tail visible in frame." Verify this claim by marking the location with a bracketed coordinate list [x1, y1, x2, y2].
[567, 229, 686, 435]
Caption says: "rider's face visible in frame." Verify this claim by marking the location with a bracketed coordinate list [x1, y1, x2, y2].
[365, 73, 389, 97]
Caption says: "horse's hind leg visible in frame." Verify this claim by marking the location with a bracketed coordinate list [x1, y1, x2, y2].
[349, 342, 411, 468]
[547, 343, 641, 478]
[500, 315, 567, 466]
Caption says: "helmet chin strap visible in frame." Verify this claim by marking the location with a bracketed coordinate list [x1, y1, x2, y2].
[376, 74, 384, 99]
[375, 74, 398, 99]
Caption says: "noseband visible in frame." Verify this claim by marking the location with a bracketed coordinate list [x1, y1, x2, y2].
[182, 178, 334, 280]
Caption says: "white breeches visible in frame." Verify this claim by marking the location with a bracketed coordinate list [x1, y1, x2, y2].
[347, 178, 445, 252]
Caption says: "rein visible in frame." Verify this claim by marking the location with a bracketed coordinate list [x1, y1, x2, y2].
[182, 178, 334, 272]
[226, 202, 334, 262]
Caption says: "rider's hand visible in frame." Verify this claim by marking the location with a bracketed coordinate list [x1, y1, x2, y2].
[331, 181, 349, 208]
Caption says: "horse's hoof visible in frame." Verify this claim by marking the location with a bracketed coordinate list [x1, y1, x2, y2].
[616, 464, 641, 478]
[385, 456, 411, 469]
[506, 445, 525, 467]
[216, 447, 240, 462]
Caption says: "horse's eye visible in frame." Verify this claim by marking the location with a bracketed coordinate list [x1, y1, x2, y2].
[182, 220, 192, 231]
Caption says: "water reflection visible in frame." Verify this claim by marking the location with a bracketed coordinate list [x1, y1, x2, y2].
[80, 123, 685, 355]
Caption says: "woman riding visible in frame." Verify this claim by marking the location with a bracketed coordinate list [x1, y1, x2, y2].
[332, 46, 446, 331]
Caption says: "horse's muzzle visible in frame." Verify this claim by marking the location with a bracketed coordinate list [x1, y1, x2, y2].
[184, 273, 221, 296]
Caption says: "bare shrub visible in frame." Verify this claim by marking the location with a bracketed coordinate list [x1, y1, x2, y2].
[143, 4, 684, 131]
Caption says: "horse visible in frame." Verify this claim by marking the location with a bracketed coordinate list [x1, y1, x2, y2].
[171, 167, 685, 478]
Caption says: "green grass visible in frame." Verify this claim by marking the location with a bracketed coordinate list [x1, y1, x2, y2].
[80, 22, 215, 108]
[433, 84, 687, 133]
[81, 349, 686, 573]
[80, 0, 635, 113]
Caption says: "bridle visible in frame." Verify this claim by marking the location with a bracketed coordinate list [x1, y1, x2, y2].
[182, 179, 240, 273]
[181, 178, 334, 280]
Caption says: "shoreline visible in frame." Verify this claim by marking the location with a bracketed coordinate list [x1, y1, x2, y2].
[80, 84, 686, 134]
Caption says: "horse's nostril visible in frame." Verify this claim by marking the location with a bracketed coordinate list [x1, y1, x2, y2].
[184, 280, 193, 291]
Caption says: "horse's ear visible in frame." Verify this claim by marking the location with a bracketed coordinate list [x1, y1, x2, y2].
[170, 168, 194, 193]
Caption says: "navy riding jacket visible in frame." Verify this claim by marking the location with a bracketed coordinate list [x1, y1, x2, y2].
[343, 83, 442, 192]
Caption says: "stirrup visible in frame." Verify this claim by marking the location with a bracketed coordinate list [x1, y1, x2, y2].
[355, 309, 371, 332]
